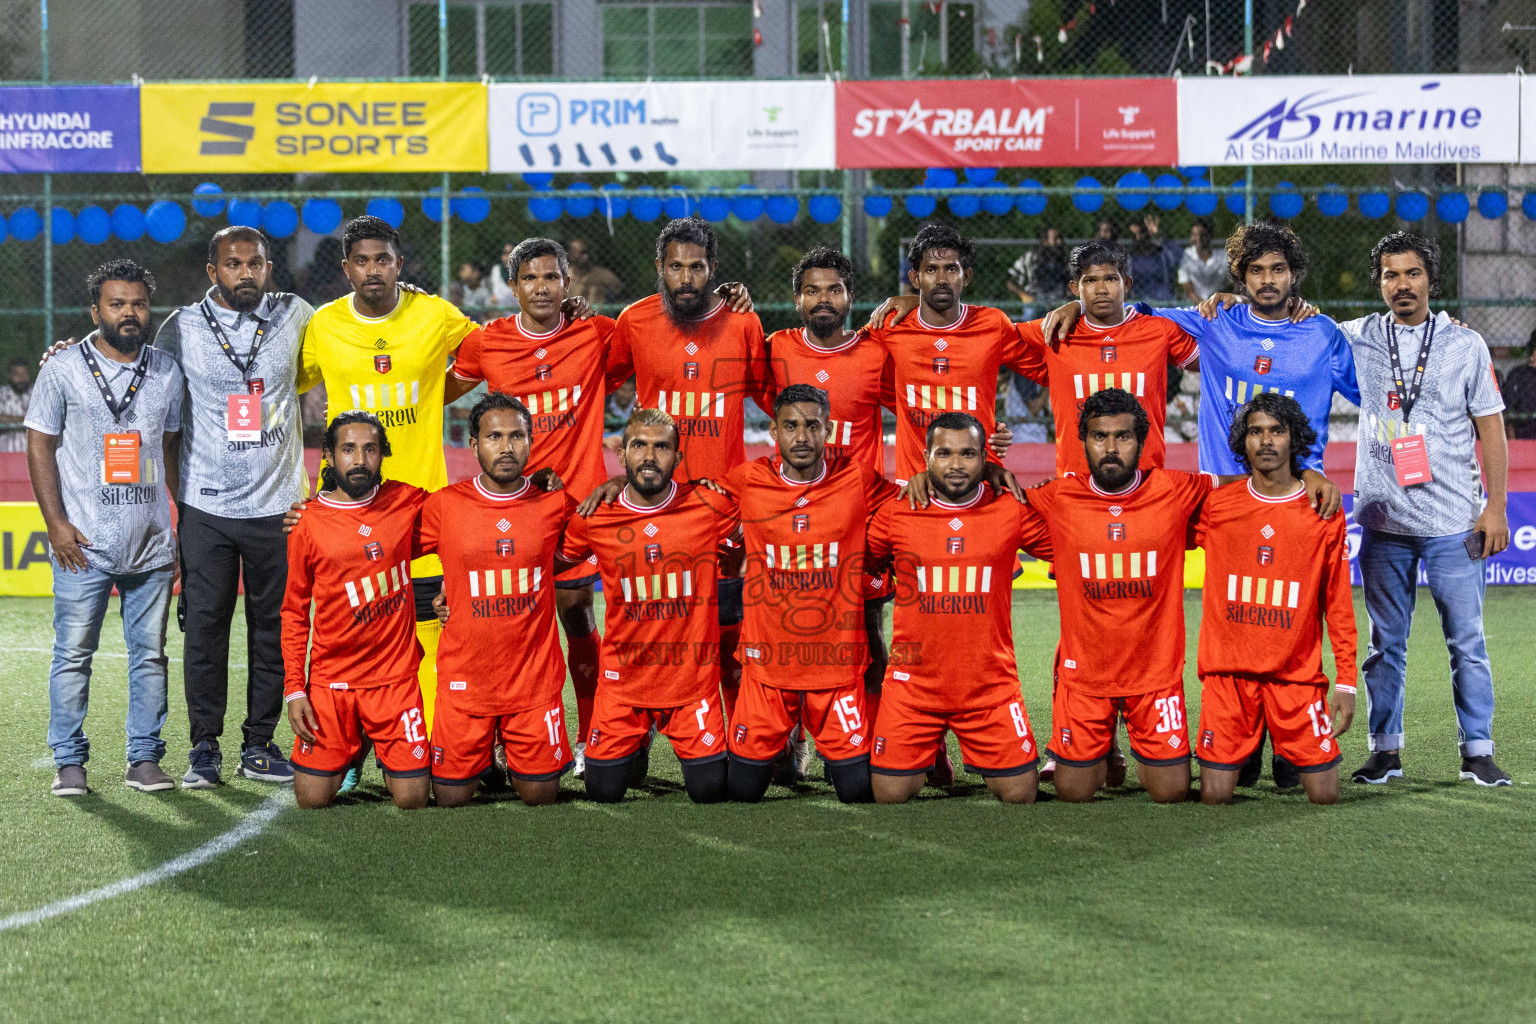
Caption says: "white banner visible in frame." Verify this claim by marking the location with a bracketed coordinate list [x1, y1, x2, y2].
[1522, 77, 1536, 163]
[489, 81, 835, 173]
[1178, 74, 1520, 165]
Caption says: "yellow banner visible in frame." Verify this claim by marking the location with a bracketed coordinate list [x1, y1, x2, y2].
[1012, 549, 1208, 590]
[0, 502, 54, 597]
[140, 82, 487, 173]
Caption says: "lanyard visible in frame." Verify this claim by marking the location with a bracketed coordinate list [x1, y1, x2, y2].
[1386, 316, 1435, 422]
[80, 339, 149, 425]
[200, 300, 267, 382]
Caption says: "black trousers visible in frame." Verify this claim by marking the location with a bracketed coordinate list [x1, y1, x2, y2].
[178, 504, 288, 749]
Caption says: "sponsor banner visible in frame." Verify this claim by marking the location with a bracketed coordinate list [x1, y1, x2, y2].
[1522, 77, 1536, 164]
[140, 82, 486, 173]
[488, 81, 834, 172]
[835, 78, 1177, 168]
[0, 503, 53, 597]
[1178, 74, 1520, 166]
[0, 86, 140, 173]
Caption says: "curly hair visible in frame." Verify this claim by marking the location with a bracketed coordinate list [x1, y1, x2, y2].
[470, 391, 532, 437]
[1226, 392, 1317, 478]
[1077, 387, 1149, 444]
[342, 215, 400, 259]
[792, 245, 853, 294]
[507, 237, 569, 280]
[907, 223, 976, 272]
[1370, 231, 1442, 299]
[655, 217, 718, 265]
[1226, 222, 1308, 291]
[773, 382, 831, 418]
[319, 412, 390, 492]
[1068, 241, 1130, 280]
[926, 411, 985, 449]
[86, 259, 155, 306]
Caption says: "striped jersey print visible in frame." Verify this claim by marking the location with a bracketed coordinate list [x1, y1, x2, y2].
[618, 571, 695, 602]
[344, 558, 412, 608]
[826, 419, 854, 446]
[349, 380, 422, 412]
[1077, 550, 1158, 580]
[1223, 376, 1295, 402]
[1073, 372, 1146, 399]
[764, 543, 840, 570]
[523, 385, 581, 415]
[1227, 573, 1301, 610]
[905, 384, 978, 412]
[1362, 413, 1428, 443]
[915, 564, 993, 593]
[656, 390, 726, 417]
[467, 566, 543, 597]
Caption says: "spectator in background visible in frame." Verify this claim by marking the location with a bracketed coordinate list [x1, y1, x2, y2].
[1094, 219, 1117, 242]
[489, 242, 517, 308]
[566, 238, 624, 305]
[602, 376, 638, 452]
[298, 237, 350, 306]
[450, 260, 497, 313]
[1504, 328, 1536, 439]
[1002, 371, 1050, 443]
[0, 356, 32, 452]
[1007, 226, 1069, 311]
[1179, 219, 1227, 302]
[1125, 215, 1182, 302]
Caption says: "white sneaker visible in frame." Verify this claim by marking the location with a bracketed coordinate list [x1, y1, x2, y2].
[573, 741, 586, 779]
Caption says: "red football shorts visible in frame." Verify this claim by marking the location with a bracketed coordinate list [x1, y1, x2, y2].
[290, 678, 430, 778]
[1047, 679, 1190, 768]
[585, 687, 727, 765]
[1196, 675, 1342, 771]
[726, 678, 870, 765]
[871, 694, 1039, 777]
[555, 552, 601, 588]
[430, 693, 573, 784]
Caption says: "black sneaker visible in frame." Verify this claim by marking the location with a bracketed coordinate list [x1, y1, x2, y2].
[1459, 756, 1512, 787]
[1351, 750, 1403, 785]
[182, 740, 221, 789]
[238, 740, 295, 783]
[1272, 755, 1301, 789]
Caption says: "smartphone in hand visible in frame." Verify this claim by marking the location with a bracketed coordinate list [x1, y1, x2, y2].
[1464, 530, 1488, 560]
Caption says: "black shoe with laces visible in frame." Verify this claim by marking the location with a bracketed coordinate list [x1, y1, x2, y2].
[1459, 755, 1511, 787]
[1351, 750, 1403, 785]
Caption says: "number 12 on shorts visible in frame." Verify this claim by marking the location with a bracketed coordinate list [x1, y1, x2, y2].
[400, 707, 426, 744]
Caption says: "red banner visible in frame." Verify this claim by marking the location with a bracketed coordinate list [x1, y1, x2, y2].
[835, 78, 1178, 168]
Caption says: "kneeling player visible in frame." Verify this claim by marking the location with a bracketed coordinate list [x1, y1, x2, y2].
[867, 414, 1054, 803]
[562, 409, 737, 803]
[282, 414, 430, 809]
[422, 393, 580, 807]
[1195, 394, 1356, 804]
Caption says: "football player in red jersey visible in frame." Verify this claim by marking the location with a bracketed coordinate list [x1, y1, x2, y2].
[1195, 393, 1357, 805]
[283, 413, 430, 810]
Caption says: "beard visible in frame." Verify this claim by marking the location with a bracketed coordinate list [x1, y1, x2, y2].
[8, 382, 28, 396]
[482, 457, 524, 485]
[218, 280, 263, 313]
[99, 319, 143, 354]
[931, 470, 982, 504]
[626, 460, 670, 498]
[1089, 455, 1136, 492]
[799, 302, 847, 338]
[1249, 288, 1289, 317]
[338, 466, 380, 500]
[659, 275, 709, 325]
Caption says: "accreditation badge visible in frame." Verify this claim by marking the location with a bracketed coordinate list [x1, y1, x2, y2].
[227, 393, 262, 441]
[103, 432, 141, 484]
[1391, 434, 1433, 487]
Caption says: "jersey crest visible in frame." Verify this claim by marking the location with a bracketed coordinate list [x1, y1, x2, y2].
[1254, 355, 1272, 375]
[374, 354, 391, 374]
[1101, 345, 1117, 363]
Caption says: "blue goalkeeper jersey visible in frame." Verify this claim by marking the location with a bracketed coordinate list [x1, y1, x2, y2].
[1147, 303, 1360, 475]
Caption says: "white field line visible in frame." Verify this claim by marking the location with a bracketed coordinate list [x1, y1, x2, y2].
[0, 791, 288, 933]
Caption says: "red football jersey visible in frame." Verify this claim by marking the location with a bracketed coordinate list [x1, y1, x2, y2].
[559, 481, 738, 708]
[1195, 480, 1357, 686]
[867, 486, 1053, 712]
[281, 481, 426, 698]
[765, 327, 894, 472]
[607, 294, 773, 482]
[1023, 468, 1214, 697]
[868, 303, 1034, 480]
[451, 312, 617, 500]
[720, 455, 898, 692]
[418, 475, 578, 716]
[1016, 307, 1198, 477]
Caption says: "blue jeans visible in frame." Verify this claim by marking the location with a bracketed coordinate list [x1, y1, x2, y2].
[1359, 528, 1495, 758]
[48, 562, 174, 768]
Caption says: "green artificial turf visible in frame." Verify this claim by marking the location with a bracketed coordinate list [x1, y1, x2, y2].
[1, 589, 1533, 1024]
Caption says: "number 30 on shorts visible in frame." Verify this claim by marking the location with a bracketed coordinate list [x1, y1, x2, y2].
[1154, 696, 1184, 733]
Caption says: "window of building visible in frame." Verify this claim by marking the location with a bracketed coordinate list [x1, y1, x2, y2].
[406, 1, 555, 77]
[868, 1, 978, 77]
[602, 2, 753, 78]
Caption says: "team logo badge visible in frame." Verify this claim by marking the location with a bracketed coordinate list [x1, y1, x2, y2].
[683, 361, 699, 380]
[1101, 345, 1117, 364]
[364, 541, 383, 561]
[247, 378, 264, 396]
[497, 538, 514, 557]
[645, 543, 662, 564]
[535, 364, 552, 381]
[299, 740, 312, 755]
[374, 354, 391, 374]
[734, 723, 748, 744]
[792, 514, 809, 533]
[1257, 545, 1273, 565]
[946, 536, 964, 554]
[874, 737, 885, 755]
[1060, 727, 1072, 746]
[1254, 355, 1272, 375]
[1108, 522, 1126, 542]
[1387, 391, 1401, 411]
[1201, 729, 1214, 750]
[933, 356, 949, 375]
[431, 746, 443, 766]
[588, 729, 600, 747]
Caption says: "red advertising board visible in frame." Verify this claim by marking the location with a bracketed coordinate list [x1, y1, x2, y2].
[835, 78, 1177, 168]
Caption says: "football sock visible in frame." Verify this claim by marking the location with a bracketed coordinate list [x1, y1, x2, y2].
[566, 629, 600, 740]
[826, 758, 875, 804]
[726, 754, 775, 803]
[681, 759, 728, 803]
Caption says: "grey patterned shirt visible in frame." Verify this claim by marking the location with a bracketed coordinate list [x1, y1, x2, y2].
[1341, 311, 1505, 537]
[25, 335, 182, 575]
[153, 289, 313, 519]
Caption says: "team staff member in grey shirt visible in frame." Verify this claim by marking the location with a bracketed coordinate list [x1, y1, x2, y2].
[156, 226, 314, 788]
[1341, 233, 1511, 787]
[26, 260, 183, 797]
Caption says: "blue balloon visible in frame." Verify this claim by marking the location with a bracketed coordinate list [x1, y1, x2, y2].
[1359, 192, 1391, 219]
[453, 185, 491, 223]
[1395, 192, 1429, 221]
[808, 194, 842, 224]
[1525, 193, 1536, 221]
[76, 205, 110, 245]
[863, 192, 893, 218]
[1115, 172, 1151, 211]
[1185, 178, 1217, 216]
[1223, 191, 1246, 216]
[146, 200, 186, 243]
[1072, 176, 1104, 213]
[110, 203, 144, 241]
[261, 200, 298, 238]
[1268, 183, 1304, 220]
[1477, 191, 1508, 220]
[599, 183, 629, 219]
[7, 207, 40, 242]
[301, 198, 342, 234]
[731, 186, 765, 221]
[766, 195, 800, 224]
[924, 167, 959, 188]
[193, 182, 227, 218]
[1015, 179, 1047, 217]
[981, 187, 1014, 216]
[964, 167, 999, 185]
[1435, 192, 1469, 224]
[562, 182, 596, 219]
[663, 187, 693, 220]
[630, 187, 662, 222]
[1178, 166, 1209, 179]
[0, 213, 7, 244]
[904, 194, 938, 218]
[698, 189, 731, 223]
[227, 198, 263, 228]
[1316, 186, 1348, 218]
[521, 172, 555, 188]
[946, 188, 980, 219]
[365, 197, 405, 229]
[51, 207, 75, 245]
[527, 188, 562, 223]
[1152, 173, 1184, 211]
[421, 186, 445, 223]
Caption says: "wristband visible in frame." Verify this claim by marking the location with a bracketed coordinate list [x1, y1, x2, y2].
[1334, 683, 1357, 694]
[284, 691, 308, 703]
